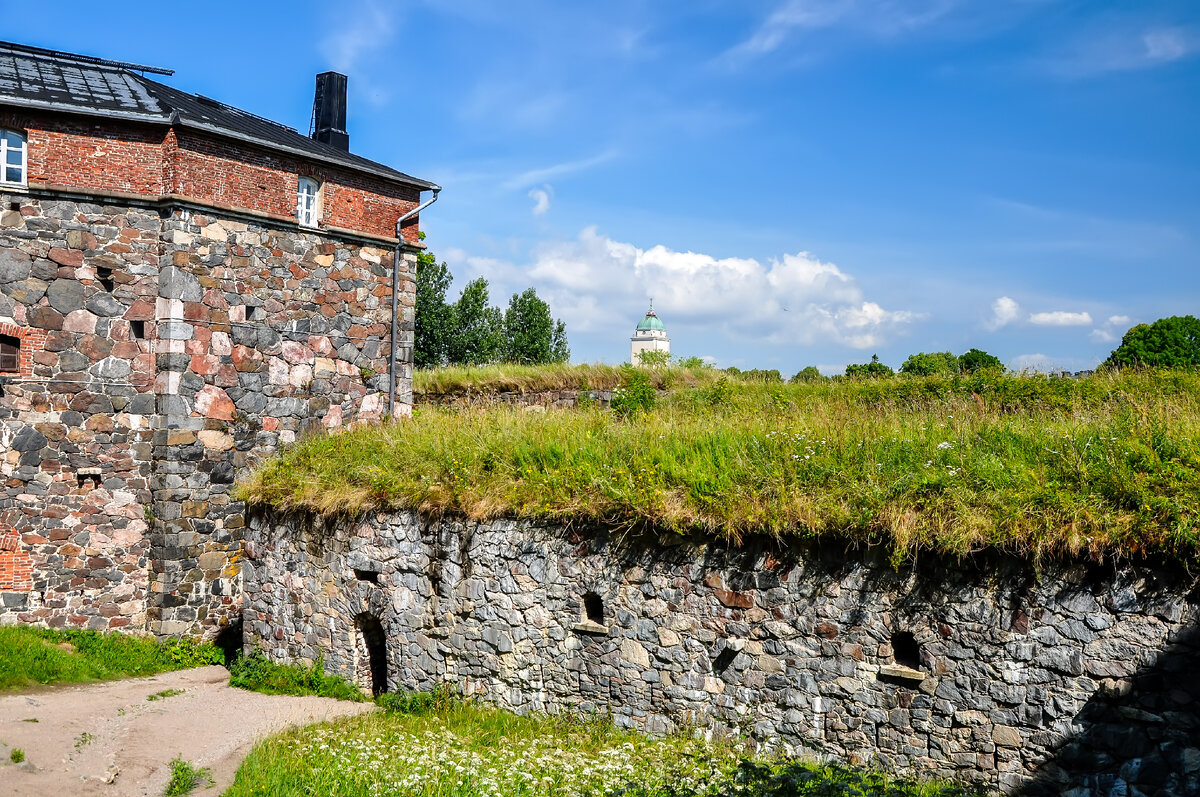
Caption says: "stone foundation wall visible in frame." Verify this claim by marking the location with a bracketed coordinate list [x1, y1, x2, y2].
[244, 511, 1200, 796]
[417, 388, 612, 410]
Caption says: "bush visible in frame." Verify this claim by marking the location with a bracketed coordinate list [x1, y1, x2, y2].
[845, 354, 894, 378]
[376, 684, 458, 715]
[611, 367, 657, 418]
[229, 652, 365, 702]
[790, 366, 823, 383]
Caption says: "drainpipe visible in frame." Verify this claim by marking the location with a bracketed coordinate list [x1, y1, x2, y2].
[389, 189, 440, 418]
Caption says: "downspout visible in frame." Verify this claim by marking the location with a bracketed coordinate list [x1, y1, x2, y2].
[389, 188, 440, 418]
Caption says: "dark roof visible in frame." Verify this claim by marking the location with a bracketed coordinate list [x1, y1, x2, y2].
[0, 41, 438, 191]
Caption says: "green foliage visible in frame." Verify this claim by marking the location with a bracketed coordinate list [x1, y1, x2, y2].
[164, 756, 211, 796]
[9, 748, 24, 764]
[448, 277, 504, 366]
[957, 347, 1003, 373]
[413, 251, 454, 368]
[739, 368, 783, 383]
[147, 688, 186, 701]
[611, 367, 657, 418]
[636, 349, 671, 367]
[790, 366, 824, 383]
[239, 370, 1200, 560]
[900, 351, 959, 376]
[0, 627, 222, 692]
[227, 703, 971, 797]
[1106, 315, 1200, 369]
[702, 375, 734, 406]
[229, 651, 366, 702]
[676, 356, 710, 370]
[845, 354, 894, 378]
[375, 684, 458, 715]
[503, 287, 570, 365]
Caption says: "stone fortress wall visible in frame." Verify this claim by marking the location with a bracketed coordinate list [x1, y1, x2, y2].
[0, 187, 417, 638]
[244, 511, 1200, 796]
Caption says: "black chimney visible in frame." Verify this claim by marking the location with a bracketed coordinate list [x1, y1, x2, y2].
[311, 72, 349, 151]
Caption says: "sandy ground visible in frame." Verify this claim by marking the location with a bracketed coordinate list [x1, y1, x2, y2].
[0, 665, 375, 796]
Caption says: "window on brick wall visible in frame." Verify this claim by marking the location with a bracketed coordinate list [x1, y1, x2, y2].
[296, 176, 320, 227]
[0, 335, 19, 372]
[0, 130, 26, 186]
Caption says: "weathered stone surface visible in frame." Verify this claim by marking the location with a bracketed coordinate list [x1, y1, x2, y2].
[46, 278, 85, 313]
[194, 385, 235, 420]
[242, 514, 1200, 797]
[159, 265, 203, 301]
[0, 246, 32, 282]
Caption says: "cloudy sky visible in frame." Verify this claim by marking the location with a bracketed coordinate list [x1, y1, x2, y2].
[18, 1, 1200, 373]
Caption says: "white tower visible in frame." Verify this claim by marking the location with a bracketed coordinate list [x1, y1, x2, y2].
[630, 302, 670, 364]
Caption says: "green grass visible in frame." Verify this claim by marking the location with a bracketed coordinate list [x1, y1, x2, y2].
[226, 702, 976, 797]
[0, 627, 224, 692]
[164, 756, 211, 796]
[239, 369, 1200, 561]
[147, 688, 186, 701]
[228, 651, 367, 702]
[414, 362, 720, 396]
[9, 748, 24, 764]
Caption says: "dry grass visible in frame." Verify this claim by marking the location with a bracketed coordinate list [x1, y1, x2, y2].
[413, 362, 721, 395]
[239, 369, 1200, 561]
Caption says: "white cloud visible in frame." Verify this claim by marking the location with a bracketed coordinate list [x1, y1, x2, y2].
[1029, 311, 1093, 327]
[501, 151, 618, 191]
[986, 296, 1020, 330]
[528, 186, 552, 216]
[1043, 26, 1200, 78]
[724, 0, 959, 61]
[320, 0, 396, 74]
[466, 227, 916, 349]
[1090, 314, 1133, 343]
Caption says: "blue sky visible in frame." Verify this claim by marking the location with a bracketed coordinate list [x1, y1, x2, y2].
[17, 1, 1200, 373]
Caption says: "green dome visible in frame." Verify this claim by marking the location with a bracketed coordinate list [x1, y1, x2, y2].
[636, 309, 665, 332]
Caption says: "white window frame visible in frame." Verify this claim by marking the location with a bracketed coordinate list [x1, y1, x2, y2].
[0, 129, 27, 187]
[296, 176, 320, 227]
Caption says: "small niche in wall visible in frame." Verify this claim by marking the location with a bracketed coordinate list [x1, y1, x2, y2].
[130, 320, 146, 340]
[712, 647, 737, 676]
[891, 631, 921, 670]
[76, 468, 102, 489]
[878, 630, 926, 684]
[573, 591, 608, 635]
[8, 201, 19, 211]
[96, 266, 115, 293]
[353, 568, 380, 584]
[248, 306, 266, 322]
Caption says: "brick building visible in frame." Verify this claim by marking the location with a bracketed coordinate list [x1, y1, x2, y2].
[0, 41, 438, 643]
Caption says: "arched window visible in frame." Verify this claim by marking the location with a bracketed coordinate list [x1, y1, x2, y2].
[296, 176, 320, 227]
[0, 129, 26, 186]
[0, 334, 19, 373]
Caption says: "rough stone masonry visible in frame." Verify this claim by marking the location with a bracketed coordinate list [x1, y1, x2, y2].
[245, 511, 1200, 796]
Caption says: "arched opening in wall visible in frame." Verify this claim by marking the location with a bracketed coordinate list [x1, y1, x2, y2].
[891, 631, 921, 670]
[583, 592, 604, 625]
[354, 613, 388, 696]
[215, 616, 244, 667]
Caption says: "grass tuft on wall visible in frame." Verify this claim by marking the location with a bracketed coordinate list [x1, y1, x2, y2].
[238, 369, 1200, 561]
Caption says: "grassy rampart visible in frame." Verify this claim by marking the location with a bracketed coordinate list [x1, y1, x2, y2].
[239, 369, 1200, 561]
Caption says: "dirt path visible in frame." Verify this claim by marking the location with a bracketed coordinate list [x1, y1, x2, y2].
[0, 665, 375, 796]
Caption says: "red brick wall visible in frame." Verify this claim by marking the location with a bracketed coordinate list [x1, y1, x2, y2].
[21, 116, 164, 195]
[0, 522, 32, 593]
[3, 111, 424, 242]
[0, 322, 48, 378]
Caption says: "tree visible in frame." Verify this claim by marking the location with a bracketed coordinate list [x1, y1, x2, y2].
[845, 354, 893, 379]
[636, 349, 670, 367]
[789, 366, 824, 383]
[899, 351, 958, 376]
[413, 251, 453, 367]
[448, 278, 503, 365]
[958, 348, 1003, 373]
[1105, 316, 1200, 369]
[503, 288, 569, 365]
